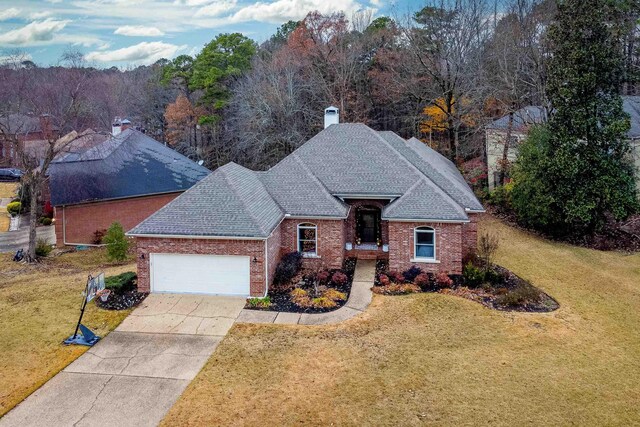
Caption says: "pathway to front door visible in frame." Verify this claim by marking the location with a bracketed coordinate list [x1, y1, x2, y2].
[0, 295, 246, 427]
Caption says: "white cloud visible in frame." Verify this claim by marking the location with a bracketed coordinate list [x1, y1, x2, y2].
[30, 11, 54, 19]
[0, 19, 71, 46]
[114, 25, 165, 37]
[174, 0, 214, 5]
[0, 8, 21, 21]
[85, 41, 186, 64]
[229, 0, 367, 23]
[195, 0, 238, 17]
[45, 0, 64, 3]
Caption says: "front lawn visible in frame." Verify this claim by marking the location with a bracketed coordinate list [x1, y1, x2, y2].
[0, 249, 135, 416]
[0, 182, 18, 199]
[162, 216, 640, 426]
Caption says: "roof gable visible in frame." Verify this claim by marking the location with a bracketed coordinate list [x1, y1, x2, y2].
[129, 163, 283, 238]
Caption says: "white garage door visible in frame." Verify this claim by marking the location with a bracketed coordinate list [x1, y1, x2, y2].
[150, 253, 250, 295]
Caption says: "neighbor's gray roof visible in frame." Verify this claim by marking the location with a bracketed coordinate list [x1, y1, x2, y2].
[129, 123, 484, 238]
[489, 97, 640, 138]
[487, 106, 547, 131]
[49, 129, 210, 206]
[128, 163, 283, 238]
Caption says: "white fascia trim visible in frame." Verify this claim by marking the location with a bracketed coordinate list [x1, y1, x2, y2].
[335, 194, 400, 200]
[284, 215, 347, 220]
[126, 233, 266, 240]
[465, 208, 486, 213]
[382, 217, 470, 224]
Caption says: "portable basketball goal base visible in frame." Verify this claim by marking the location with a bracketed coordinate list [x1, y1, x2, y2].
[63, 273, 105, 346]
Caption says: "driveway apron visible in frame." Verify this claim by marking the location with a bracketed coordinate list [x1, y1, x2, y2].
[0, 294, 245, 427]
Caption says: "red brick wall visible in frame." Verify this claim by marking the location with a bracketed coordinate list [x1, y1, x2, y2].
[387, 221, 463, 274]
[135, 237, 267, 296]
[461, 213, 480, 257]
[279, 218, 344, 270]
[54, 193, 179, 245]
[265, 225, 282, 290]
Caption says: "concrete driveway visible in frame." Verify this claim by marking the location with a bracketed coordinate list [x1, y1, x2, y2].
[0, 220, 56, 253]
[0, 294, 245, 427]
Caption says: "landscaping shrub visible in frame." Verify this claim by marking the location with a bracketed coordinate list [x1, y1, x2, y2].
[414, 273, 431, 290]
[387, 271, 404, 283]
[6, 201, 21, 216]
[331, 271, 348, 286]
[373, 283, 420, 295]
[312, 296, 337, 308]
[402, 265, 422, 282]
[105, 272, 137, 295]
[485, 268, 505, 285]
[477, 232, 499, 273]
[488, 181, 514, 211]
[35, 238, 52, 257]
[463, 262, 484, 287]
[379, 274, 390, 286]
[273, 252, 303, 286]
[290, 287, 312, 307]
[323, 288, 347, 302]
[317, 270, 330, 284]
[496, 284, 541, 307]
[93, 229, 107, 245]
[103, 222, 129, 262]
[247, 296, 271, 309]
[41, 218, 52, 226]
[435, 271, 453, 288]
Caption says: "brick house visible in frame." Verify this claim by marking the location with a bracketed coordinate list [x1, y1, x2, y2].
[0, 113, 59, 167]
[129, 109, 485, 297]
[49, 127, 209, 245]
[486, 97, 640, 192]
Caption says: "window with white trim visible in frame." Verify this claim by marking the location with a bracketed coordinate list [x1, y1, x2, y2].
[414, 227, 436, 260]
[297, 223, 317, 256]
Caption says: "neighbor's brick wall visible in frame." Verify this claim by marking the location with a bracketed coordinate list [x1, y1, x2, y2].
[461, 213, 481, 257]
[54, 193, 179, 245]
[135, 236, 267, 297]
[280, 218, 344, 270]
[388, 221, 463, 274]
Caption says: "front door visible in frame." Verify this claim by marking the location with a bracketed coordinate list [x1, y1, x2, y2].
[357, 207, 380, 243]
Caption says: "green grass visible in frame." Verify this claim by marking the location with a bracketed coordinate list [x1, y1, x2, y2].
[0, 248, 136, 416]
[162, 216, 640, 426]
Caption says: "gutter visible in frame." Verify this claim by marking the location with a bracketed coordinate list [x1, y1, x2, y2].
[381, 217, 470, 224]
[125, 232, 266, 240]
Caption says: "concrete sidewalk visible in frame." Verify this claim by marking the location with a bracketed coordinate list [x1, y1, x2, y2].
[0, 294, 245, 427]
[236, 258, 376, 325]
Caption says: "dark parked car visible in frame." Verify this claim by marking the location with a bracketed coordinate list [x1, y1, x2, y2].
[0, 168, 23, 182]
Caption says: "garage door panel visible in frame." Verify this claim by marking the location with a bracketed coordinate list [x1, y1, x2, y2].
[151, 253, 250, 295]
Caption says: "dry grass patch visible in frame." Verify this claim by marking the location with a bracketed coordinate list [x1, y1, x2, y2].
[163, 216, 640, 426]
[0, 248, 135, 416]
[0, 209, 9, 232]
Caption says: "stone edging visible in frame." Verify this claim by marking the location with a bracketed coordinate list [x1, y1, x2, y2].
[235, 260, 375, 325]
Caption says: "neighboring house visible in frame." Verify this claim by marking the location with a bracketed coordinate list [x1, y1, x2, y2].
[0, 113, 60, 167]
[49, 128, 209, 245]
[128, 108, 485, 297]
[486, 96, 640, 191]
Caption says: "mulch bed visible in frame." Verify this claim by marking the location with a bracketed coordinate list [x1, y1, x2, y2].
[95, 291, 148, 310]
[489, 207, 640, 252]
[248, 257, 357, 314]
[375, 260, 558, 313]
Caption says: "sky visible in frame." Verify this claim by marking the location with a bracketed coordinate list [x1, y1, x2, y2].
[0, 0, 419, 68]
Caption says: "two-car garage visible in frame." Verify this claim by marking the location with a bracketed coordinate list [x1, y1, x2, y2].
[150, 253, 251, 296]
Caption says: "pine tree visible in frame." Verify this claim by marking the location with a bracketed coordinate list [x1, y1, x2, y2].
[512, 0, 638, 234]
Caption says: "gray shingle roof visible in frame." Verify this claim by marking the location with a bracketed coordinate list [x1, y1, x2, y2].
[49, 129, 210, 206]
[382, 178, 469, 221]
[129, 123, 484, 238]
[260, 154, 348, 218]
[128, 163, 283, 238]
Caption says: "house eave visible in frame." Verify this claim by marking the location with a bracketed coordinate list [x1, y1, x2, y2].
[334, 193, 401, 201]
[125, 232, 267, 240]
[381, 217, 470, 224]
